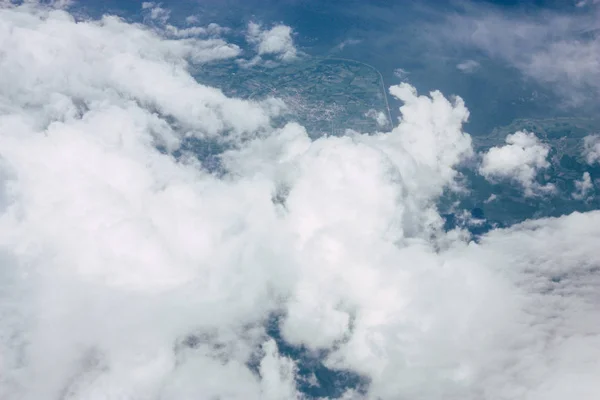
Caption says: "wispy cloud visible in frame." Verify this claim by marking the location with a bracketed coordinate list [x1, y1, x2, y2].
[583, 134, 600, 164]
[334, 38, 362, 51]
[456, 59, 480, 74]
[439, 2, 600, 104]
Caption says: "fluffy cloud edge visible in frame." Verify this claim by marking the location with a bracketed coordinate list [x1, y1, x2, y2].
[479, 131, 555, 196]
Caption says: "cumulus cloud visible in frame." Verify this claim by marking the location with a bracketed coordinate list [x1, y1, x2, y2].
[479, 131, 554, 196]
[0, 3, 268, 141]
[583, 134, 600, 164]
[141, 1, 170, 24]
[185, 14, 198, 24]
[141, 3, 231, 39]
[1, 2, 600, 400]
[246, 21, 299, 62]
[573, 172, 594, 200]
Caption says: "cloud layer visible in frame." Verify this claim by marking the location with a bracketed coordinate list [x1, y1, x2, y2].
[0, 3, 600, 400]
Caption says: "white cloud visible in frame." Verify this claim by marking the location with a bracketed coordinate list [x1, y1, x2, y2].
[246, 21, 298, 62]
[1, 3, 600, 400]
[185, 15, 198, 24]
[163, 22, 229, 39]
[485, 193, 497, 203]
[573, 172, 594, 200]
[479, 131, 554, 196]
[163, 25, 207, 38]
[141, 2, 170, 24]
[141, 3, 231, 40]
[0, 5, 264, 141]
[142, 4, 231, 40]
[456, 59, 480, 74]
[583, 134, 600, 164]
